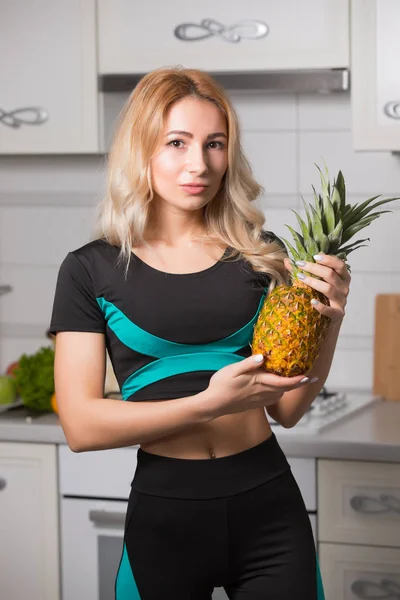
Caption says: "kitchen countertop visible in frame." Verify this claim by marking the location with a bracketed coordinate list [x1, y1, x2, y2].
[1, 394, 399, 462]
[277, 398, 400, 462]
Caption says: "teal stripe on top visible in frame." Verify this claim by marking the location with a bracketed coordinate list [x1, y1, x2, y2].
[97, 290, 267, 397]
[122, 351, 244, 399]
[97, 291, 266, 358]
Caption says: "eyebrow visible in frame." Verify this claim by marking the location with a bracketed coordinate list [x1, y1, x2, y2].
[165, 130, 227, 140]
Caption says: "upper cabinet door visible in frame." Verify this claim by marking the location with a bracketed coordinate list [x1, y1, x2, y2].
[0, 0, 98, 154]
[97, 0, 349, 75]
[351, 0, 400, 151]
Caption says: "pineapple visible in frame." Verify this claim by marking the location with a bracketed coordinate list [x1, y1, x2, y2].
[252, 164, 399, 377]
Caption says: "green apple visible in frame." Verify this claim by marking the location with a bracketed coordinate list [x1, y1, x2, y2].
[0, 375, 17, 405]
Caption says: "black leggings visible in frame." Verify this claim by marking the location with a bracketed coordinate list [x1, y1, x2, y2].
[115, 433, 325, 599]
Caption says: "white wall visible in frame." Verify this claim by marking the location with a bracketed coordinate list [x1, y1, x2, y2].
[0, 91, 399, 391]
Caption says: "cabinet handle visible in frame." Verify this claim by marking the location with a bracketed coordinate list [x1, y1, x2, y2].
[174, 18, 269, 43]
[89, 509, 126, 527]
[350, 494, 400, 514]
[0, 107, 48, 129]
[383, 101, 400, 120]
[351, 578, 400, 599]
[0, 478, 6, 491]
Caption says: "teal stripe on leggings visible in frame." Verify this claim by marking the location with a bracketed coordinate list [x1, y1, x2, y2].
[115, 543, 141, 599]
[316, 556, 325, 600]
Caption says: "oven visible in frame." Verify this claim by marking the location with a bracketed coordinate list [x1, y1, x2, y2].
[60, 496, 128, 599]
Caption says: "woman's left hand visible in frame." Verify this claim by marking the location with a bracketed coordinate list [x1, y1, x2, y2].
[284, 253, 351, 324]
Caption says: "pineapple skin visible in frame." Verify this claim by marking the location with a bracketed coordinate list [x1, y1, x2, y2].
[252, 281, 331, 377]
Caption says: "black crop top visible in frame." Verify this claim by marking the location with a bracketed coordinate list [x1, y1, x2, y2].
[49, 232, 284, 402]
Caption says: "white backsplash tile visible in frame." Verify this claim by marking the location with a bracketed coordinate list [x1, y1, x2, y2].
[326, 347, 373, 391]
[257, 194, 298, 210]
[0, 155, 106, 193]
[0, 266, 58, 326]
[260, 207, 301, 242]
[345, 207, 400, 273]
[0, 191, 98, 207]
[298, 92, 352, 130]
[231, 91, 297, 131]
[100, 92, 130, 151]
[336, 335, 372, 352]
[242, 131, 297, 194]
[0, 206, 96, 265]
[340, 273, 400, 338]
[299, 131, 400, 195]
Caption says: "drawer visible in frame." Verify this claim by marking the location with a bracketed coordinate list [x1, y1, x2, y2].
[58, 445, 138, 499]
[318, 459, 400, 547]
[319, 543, 400, 600]
[287, 457, 316, 512]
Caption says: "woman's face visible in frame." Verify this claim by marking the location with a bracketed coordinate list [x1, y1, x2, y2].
[150, 97, 228, 214]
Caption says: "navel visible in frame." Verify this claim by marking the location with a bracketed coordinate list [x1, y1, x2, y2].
[208, 446, 216, 459]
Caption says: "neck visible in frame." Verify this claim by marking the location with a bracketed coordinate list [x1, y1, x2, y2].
[147, 204, 206, 245]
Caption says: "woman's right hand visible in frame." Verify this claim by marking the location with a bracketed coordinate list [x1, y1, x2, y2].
[203, 354, 310, 419]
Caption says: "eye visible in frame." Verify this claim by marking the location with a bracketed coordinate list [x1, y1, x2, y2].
[168, 139, 185, 148]
[208, 141, 225, 149]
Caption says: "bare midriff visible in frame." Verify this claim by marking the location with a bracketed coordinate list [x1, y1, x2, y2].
[140, 407, 273, 459]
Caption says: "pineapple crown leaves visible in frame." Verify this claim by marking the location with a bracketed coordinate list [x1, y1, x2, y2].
[282, 162, 400, 274]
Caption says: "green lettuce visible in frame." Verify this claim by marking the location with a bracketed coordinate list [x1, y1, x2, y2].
[14, 346, 55, 412]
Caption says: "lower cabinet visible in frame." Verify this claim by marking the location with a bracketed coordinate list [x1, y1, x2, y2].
[318, 459, 400, 547]
[319, 543, 400, 599]
[318, 458, 400, 600]
[0, 442, 60, 600]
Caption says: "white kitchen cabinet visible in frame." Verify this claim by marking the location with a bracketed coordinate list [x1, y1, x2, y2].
[318, 459, 400, 548]
[319, 543, 400, 600]
[0, 442, 60, 600]
[351, 0, 400, 151]
[97, 0, 349, 75]
[0, 0, 98, 154]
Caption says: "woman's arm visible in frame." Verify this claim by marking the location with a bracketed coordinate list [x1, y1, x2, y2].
[54, 331, 211, 452]
[266, 319, 342, 427]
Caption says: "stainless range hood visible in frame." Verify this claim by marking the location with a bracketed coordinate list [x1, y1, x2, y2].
[99, 69, 350, 94]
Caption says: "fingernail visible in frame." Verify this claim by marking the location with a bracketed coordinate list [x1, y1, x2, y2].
[310, 377, 319, 383]
[314, 254, 324, 261]
[300, 377, 309, 384]
[311, 299, 319, 305]
[297, 272, 306, 280]
[253, 354, 264, 363]
[296, 260, 306, 267]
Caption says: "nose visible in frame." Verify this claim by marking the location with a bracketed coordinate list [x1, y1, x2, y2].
[186, 144, 208, 175]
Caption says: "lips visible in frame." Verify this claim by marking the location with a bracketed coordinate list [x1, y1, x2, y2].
[181, 183, 209, 188]
[180, 184, 209, 194]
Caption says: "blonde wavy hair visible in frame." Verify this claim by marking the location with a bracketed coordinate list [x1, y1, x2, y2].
[94, 66, 289, 289]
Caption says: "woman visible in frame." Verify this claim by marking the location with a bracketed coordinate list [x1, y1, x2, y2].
[50, 67, 349, 599]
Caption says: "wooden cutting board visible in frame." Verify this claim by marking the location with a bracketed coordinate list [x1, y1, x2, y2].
[373, 294, 400, 401]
